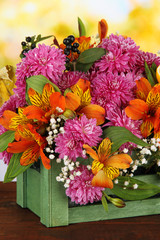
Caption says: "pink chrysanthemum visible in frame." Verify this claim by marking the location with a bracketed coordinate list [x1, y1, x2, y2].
[0, 125, 13, 164]
[135, 50, 160, 73]
[15, 44, 66, 95]
[94, 34, 140, 73]
[106, 108, 142, 150]
[55, 115, 102, 161]
[0, 94, 25, 117]
[91, 72, 137, 113]
[66, 165, 104, 205]
[56, 71, 88, 93]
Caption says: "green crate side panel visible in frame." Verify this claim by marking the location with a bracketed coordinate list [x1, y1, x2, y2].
[17, 171, 27, 208]
[26, 168, 40, 216]
[40, 161, 68, 227]
[69, 198, 160, 224]
[17, 162, 160, 227]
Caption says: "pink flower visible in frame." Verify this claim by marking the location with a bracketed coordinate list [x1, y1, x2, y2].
[66, 165, 104, 205]
[94, 34, 140, 73]
[56, 71, 88, 93]
[91, 72, 136, 113]
[15, 44, 66, 96]
[106, 108, 142, 150]
[135, 50, 160, 73]
[55, 115, 102, 161]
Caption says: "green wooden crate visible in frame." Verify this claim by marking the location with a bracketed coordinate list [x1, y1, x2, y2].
[16, 160, 160, 227]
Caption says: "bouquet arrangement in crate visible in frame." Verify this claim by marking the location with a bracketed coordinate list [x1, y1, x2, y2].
[1, 18, 160, 212]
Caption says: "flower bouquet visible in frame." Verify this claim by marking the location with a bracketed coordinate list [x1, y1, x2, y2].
[1, 18, 160, 227]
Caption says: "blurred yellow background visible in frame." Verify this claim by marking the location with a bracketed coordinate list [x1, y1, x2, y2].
[0, 0, 160, 68]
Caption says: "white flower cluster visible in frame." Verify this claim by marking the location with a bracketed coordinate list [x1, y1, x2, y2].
[56, 155, 92, 188]
[114, 179, 139, 190]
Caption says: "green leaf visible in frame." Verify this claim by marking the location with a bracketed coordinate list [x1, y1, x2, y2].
[35, 34, 53, 43]
[103, 126, 149, 153]
[25, 75, 61, 103]
[101, 194, 108, 212]
[0, 131, 15, 152]
[76, 62, 94, 72]
[111, 175, 160, 201]
[145, 61, 156, 86]
[78, 17, 86, 37]
[151, 62, 157, 71]
[4, 153, 32, 183]
[77, 48, 106, 64]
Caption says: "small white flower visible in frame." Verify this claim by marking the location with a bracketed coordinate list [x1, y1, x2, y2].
[131, 165, 137, 172]
[59, 127, 64, 133]
[151, 145, 157, 152]
[129, 173, 134, 177]
[49, 154, 55, 160]
[123, 148, 128, 153]
[68, 164, 74, 171]
[66, 179, 70, 184]
[157, 160, 160, 166]
[114, 179, 118, 184]
[76, 171, 82, 176]
[87, 165, 92, 170]
[63, 155, 68, 161]
[53, 129, 58, 134]
[56, 176, 61, 182]
[75, 162, 80, 167]
[124, 181, 129, 186]
[50, 118, 56, 124]
[56, 158, 61, 163]
[133, 183, 138, 189]
[45, 147, 51, 153]
[151, 138, 156, 144]
[141, 158, 147, 164]
[70, 174, 74, 180]
[51, 124, 56, 129]
[57, 117, 61, 122]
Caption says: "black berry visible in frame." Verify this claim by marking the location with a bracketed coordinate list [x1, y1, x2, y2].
[66, 45, 72, 50]
[67, 35, 75, 43]
[64, 48, 70, 56]
[73, 42, 79, 48]
[26, 37, 31, 42]
[21, 41, 26, 46]
[22, 48, 29, 54]
[31, 43, 36, 49]
[71, 46, 78, 52]
[65, 57, 70, 63]
[77, 50, 81, 54]
[63, 38, 71, 45]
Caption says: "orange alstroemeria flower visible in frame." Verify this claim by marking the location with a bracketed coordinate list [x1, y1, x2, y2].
[7, 123, 51, 169]
[83, 138, 132, 189]
[71, 78, 105, 125]
[23, 83, 80, 122]
[125, 81, 160, 138]
[98, 19, 108, 42]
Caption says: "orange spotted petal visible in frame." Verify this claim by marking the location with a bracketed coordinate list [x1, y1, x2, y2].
[0, 110, 17, 130]
[23, 106, 48, 123]
[73, 78, 91, 93]
[28, 88, 43, 108]
[98, 19, 108, 42]
[136, 77, 152, 101]
[20, 143, 40, 166]
[79, 104, 105, 125]
[7, 140, 35, 153]
[50, 92, 66, 113]
[65, 92, 80, 111]
[42, 83, 55, 108]
[146, 83, 160, 110]
[97, 138, 112, 162]
[83, 144, 99, 161]
[105, 154, 132, 169]
[125, 99, 149, 120]
[91, 170, 113, 189]
[140, 120, 153, 138]
[40, 147, 51, 170]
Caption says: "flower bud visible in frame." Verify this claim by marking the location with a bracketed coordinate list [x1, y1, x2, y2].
[108, 196, 126, 208]
[63, 109, 76, 119]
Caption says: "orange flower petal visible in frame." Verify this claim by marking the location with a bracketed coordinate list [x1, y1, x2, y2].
[65, 92, 80, 111]
[125, 99, 149, 120]
[98, 19, 108, 42]
[73, 78, 91, 93]
[140, 120, 153, 138]
[83, 144, 99, 161]
[0, 110, 17, 130]
[23, 106, 48, 123]
[79, 104, 105, 125]
[97, 138, 112, 163]
[136, 77, 152, 101]
[40, 147, 51, 170]
[146, 83, 160, 110]
[42, 83, 55, 109]
[50, 92, 66, 113]
[28, 88, 43, 108]
[20, 143, 40, 165]
[7, 140, 35, 153]
[105, 154, 132, 169]
[91, 170, 113, 188]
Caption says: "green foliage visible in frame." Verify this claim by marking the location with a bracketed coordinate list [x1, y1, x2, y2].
[145, 61, 157, 86]
[111, 176, 160, 200]
[101, 194, 108, 212]
[4, 153, 32, 183]
[26, 74, 61, 103]
[78, 17, 86, 37]
[76, 48, 106, 72]
[0, 131, 15, 152]
[103, 126, 149, 153]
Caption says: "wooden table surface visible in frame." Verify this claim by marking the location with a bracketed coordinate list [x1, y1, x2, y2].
[1, 182, 160, 240]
